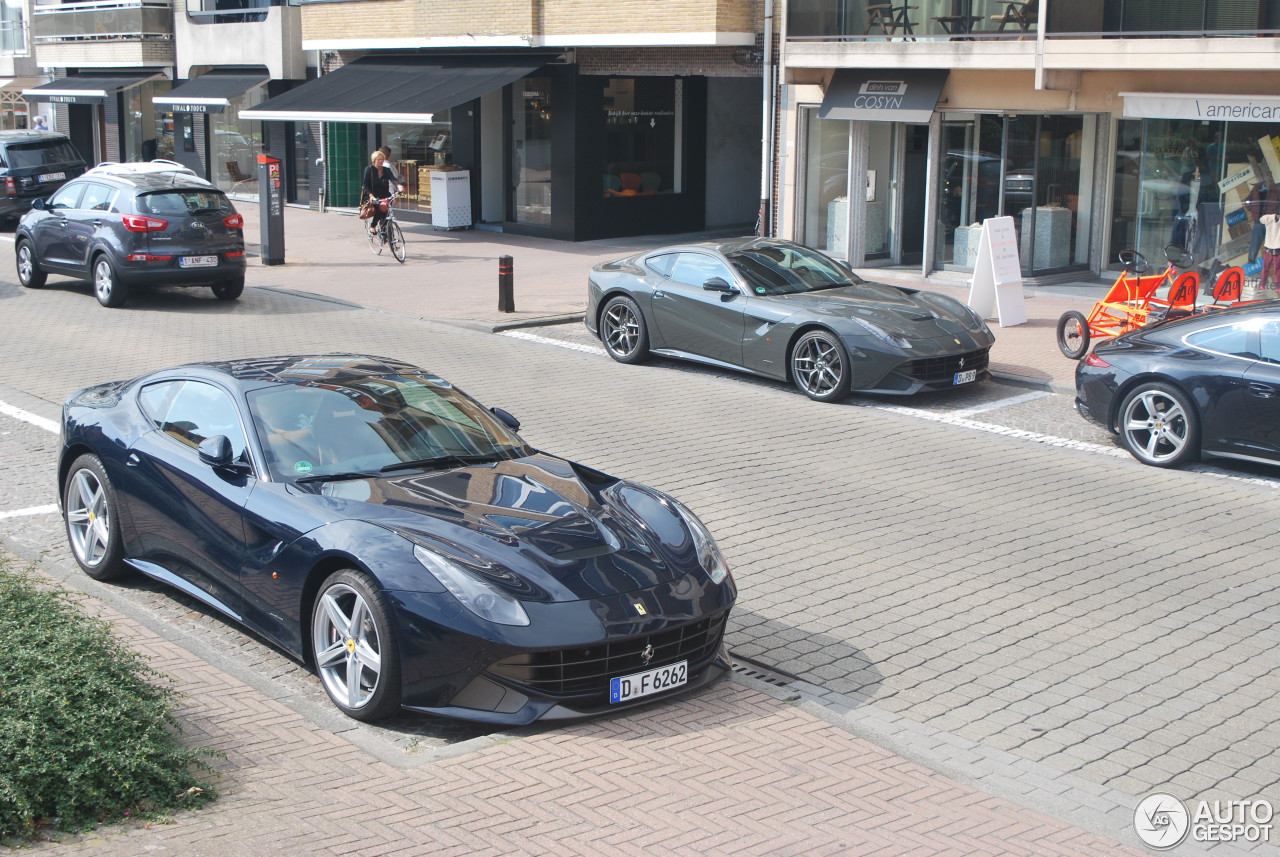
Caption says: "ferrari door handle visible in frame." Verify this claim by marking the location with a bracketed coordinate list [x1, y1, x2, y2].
[126, 452, 142, 466]
[654, 290, 665, 299]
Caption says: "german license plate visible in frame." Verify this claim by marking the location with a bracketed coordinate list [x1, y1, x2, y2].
[610, 660, 687, 703]
[37, 171, 65, 183]
[954, 369, 977, 385]
[179, 256, 218, 268]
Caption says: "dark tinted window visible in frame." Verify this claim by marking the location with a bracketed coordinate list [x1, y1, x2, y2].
[1187, 322, 1256, 359]
[728, 243, 861, 295]
[138, 189, 232, 217]
[5, 140, 82, 168]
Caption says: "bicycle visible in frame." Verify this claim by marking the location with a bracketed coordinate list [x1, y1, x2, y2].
[363, 193, 406, 263]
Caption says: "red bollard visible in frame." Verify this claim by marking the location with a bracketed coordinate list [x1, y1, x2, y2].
[498, 255, 514, 313]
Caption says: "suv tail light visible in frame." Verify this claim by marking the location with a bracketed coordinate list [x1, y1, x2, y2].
[3, 176, 14, 195]
[223, 213, 244, 229]
[121, 214, 168, 232]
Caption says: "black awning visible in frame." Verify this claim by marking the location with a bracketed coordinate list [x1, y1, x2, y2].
[22, 72, 167, 105]
[819, 69, 948, 123]
[239, 53, 555, 124]
[153, 69, 270, 114]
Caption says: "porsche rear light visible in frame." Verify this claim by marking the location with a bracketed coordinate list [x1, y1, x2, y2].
[1084, 352, 1111, 368]
[223, 213, 244, 229]
[122, 214, 168, 232]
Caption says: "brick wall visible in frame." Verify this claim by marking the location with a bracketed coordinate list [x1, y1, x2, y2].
[576, 44, 761, 77]
[36, 41, 174, 67]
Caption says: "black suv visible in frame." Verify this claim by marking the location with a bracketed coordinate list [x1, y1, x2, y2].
[0, 130, 87, 220]
[15, 160, 246, 308]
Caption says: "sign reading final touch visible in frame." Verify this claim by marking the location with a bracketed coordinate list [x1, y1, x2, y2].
[1122, 92, 1280, 121]
[819, 70, 948, 123]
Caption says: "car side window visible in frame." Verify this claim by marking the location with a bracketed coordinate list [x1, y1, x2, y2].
[1258, 320, 1280, 364]
[668, 253, 734, 288]
[46, 183, 85, 211]
[646, 253, 677, 278]
[140, 380, 249, 461]
[78, 183, 116, 212]
[1186, 323, 1257, 360]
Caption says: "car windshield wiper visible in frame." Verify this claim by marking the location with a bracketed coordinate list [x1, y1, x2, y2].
[294, 470, 379, 484]
[379, 453, 503, 473]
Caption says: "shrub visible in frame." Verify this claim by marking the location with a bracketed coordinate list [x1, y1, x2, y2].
[0, 558, 216, 838]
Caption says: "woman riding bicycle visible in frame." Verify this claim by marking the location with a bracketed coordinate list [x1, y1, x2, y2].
[360, 149, 403, 237]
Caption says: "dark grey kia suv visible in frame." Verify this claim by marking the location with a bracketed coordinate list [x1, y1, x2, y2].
[14, 160, 246, 308]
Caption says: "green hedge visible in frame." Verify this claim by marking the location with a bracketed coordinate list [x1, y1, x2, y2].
[0, 559, 217, 838]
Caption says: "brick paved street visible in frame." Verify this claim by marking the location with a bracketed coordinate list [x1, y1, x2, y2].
[1, 210, 1278, 854]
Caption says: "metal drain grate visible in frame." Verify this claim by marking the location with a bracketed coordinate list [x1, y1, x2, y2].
[729, 653, 797, 687]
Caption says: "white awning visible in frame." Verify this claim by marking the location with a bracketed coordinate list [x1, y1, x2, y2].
[1121, 92, 1280, 121]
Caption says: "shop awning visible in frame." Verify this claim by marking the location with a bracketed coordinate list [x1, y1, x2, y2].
[1121, 91, 1280, 121]
[819, 69, 948, 123]
[240, 54, 556, 124]
[22, 72, 167, 105]
[153, 69, 270, 115]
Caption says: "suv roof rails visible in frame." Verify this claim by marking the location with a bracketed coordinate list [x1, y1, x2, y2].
[87, 159, 198, 177]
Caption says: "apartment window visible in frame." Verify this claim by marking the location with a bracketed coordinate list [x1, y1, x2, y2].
[0, 0, 26, 55]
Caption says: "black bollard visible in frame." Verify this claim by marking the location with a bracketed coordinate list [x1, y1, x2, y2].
[498, 255, 514, 312]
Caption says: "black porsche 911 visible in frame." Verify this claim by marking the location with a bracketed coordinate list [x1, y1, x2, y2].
[585, 238, 995, 401]
[57, 355, 735, 723]
[1075, 302, 1280, 468]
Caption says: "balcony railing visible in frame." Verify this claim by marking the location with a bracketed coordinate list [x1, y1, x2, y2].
[787, 0, 1280, 41]
[185, 0, 299, 24]
[32, 0, 172, 43]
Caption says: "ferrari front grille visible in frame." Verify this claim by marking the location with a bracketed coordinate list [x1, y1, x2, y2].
[905, 348, 990, 383]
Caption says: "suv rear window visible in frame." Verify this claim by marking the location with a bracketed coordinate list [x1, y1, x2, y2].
[6, 141, 82, 168]
[137, 190, 233, 217]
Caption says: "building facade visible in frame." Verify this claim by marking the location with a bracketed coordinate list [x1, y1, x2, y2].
[779, 0, 1280, 284]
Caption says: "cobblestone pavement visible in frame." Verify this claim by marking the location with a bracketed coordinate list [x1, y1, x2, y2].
[1, 232, 1279, 854]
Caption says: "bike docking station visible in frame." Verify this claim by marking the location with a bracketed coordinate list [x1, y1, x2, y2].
[257, 153, 285, 266]
[967, 215, 1027, 326]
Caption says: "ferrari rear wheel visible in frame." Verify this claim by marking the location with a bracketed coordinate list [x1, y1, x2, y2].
[600, 295, 650, 364]
[312, 569, 402, 721]
[64, 454, 126, 581]
[791, 330, 850, 402]
[1057, 310, 1090, 359]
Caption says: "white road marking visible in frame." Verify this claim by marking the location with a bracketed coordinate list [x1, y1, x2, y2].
[948, 389, 1052, 417]
[0, 504, 58, 520]
[499, 329, 606, 355]
[0, 400, 59, 433]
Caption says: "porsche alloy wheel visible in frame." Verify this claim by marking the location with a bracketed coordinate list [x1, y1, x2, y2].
[601, 296, 650, 364]
[1118, 382, 1200, 468]
[791, 330, 850, 402]
[64, 455, 126, 580]
[312, 569, 401, 721]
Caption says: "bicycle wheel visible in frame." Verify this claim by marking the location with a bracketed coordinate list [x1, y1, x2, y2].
[387, 221, 406, 263]
[365, 218, 383, 255]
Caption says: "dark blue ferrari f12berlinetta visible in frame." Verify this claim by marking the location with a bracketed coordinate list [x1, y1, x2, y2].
[57, 354, 736, 723]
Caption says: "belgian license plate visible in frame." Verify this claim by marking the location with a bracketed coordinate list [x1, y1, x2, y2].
[954, 369, 977, 385]
[610, 660, 687, 704]
[37, 171, 65, 183]
[179, 256, 218, 268]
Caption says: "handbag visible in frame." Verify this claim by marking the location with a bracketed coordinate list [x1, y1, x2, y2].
[358, 199, 376, 220]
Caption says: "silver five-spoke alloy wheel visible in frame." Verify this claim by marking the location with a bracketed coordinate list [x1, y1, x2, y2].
[311, 570, 401, 720]
[63, 455, 125, 580]
[1119, 382, 1199, 468]
[93, 256, 127, 308]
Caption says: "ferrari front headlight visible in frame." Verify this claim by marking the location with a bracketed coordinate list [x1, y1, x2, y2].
[667, 497, 731, 585]
[413, 545, 530, 626]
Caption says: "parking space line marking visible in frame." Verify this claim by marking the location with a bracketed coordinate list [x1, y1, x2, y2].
[949, 390, 1052, 417]
[0, 400, 59, 433]
[499, 330, 605, 355]
[0, 504, 58, 520]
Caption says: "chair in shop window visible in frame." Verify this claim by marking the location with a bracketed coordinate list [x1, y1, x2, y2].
[992, 0, 1037, 32]
[227, 161, 255, 192]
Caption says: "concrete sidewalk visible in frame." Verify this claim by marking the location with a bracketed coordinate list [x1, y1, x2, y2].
[238, 202, 1100, 394]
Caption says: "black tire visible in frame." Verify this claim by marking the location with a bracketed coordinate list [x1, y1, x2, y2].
[600, 295, 650, 364]
[63, 454, 127, 581]
[16, 239, 47, 288]
[387, 221, 406, 263]
[211, 277, 244, 301]
[790, 330, 851, 402]
[311, 569, 402, 722]
[92, 255, 128, 308]
[1056, 310, 1090, 360]
[1118, 381, 1200, 468]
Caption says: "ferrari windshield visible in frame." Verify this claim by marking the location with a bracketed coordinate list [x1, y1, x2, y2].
[247, 373, 530, 482]
[728, 244, 864, 296]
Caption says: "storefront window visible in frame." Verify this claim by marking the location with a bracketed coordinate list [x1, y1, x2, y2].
[513, 75, 551, 225]
[602, 77, 681, 199]
[801, 107, 849, 256]
[213, 85, 265, 194]
[124, 80, 173, 162]
[380, 115, 451, 214]
[866, 122, 893, 260]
